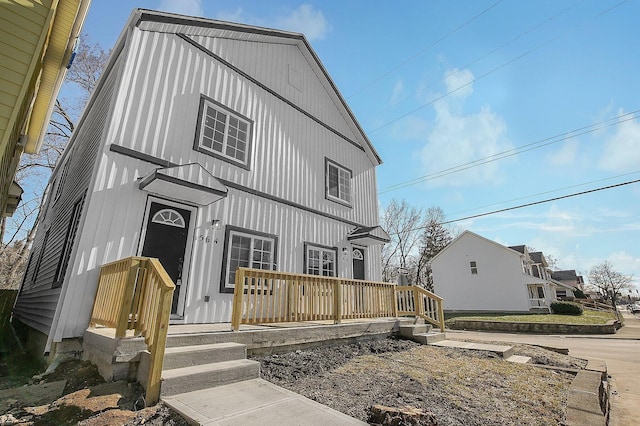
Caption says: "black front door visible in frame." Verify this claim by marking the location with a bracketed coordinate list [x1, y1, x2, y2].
[352, 247, 365, 280]
[141, 202, 191, 314]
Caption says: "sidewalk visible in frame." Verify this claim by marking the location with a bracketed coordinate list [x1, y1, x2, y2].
[163, 378, 366, 425]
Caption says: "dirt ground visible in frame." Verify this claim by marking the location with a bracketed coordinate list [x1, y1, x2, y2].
[0, 337, 586, 425]
[0, 351, 188, 426]
[253, 338, 587, 426]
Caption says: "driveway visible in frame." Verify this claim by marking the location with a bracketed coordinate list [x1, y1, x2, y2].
[446, 310, 640, 426]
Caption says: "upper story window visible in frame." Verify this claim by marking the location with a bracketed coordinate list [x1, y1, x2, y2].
[470, 261, 478, 275]
[195, 96, 252, 169]
[305, 243, 337, 277]
[325, 158, 352, 206]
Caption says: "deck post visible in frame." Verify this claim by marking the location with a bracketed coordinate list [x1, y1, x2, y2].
[116, 258, 140, 337]
[334, 280, 342, 324]
[145, 272, 173, 406]
[231, 268, 245, 331]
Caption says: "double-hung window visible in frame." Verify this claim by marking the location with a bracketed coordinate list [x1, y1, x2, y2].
[325, 158, 352, 205]
[469, 261, 478, 275]
[305, 244, 337, 277]
[222, 227, 277, 292]
[195, 96, 252, 168]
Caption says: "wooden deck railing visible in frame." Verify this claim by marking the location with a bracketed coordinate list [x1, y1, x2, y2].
[231, 268, 397, 330]
[395, 285, 445, 331]
[231, 268, 445, 332]
[89, 256, 174, 406]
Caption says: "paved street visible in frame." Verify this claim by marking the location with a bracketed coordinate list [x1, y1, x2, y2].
[446, 310, 640, 425]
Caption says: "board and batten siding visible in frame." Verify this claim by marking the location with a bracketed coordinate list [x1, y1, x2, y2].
[13, 52, 125, 337]
[108, 28, 379, 226]
[52, 24, 383, 336]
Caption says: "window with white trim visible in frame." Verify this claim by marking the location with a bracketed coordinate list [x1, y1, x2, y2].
[222, 228, 277, 292]
[305, 244, 337, 277]
[195, 97, 252, 168]
[326, 159, 352, 205]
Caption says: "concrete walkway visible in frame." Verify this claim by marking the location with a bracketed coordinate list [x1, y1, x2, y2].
[447, 309, 640, 426]
[163, 378, 366, 425]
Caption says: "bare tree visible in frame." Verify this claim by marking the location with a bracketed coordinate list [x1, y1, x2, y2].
[0, 35, 108, 289]
[414, 206, 454, 291]
[380, 199, 422, 283]
[587, 261, 633, 312]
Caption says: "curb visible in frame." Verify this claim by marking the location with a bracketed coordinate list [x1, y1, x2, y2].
[566, 358, 609, 426]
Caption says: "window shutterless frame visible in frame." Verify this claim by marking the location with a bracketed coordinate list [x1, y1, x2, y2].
[325, 158, 352, 206]
[303, 242, 338, 277]
[220, 225, 278, 293]
[194, 95, 253, 170]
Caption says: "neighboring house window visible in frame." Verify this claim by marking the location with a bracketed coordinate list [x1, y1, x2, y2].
[325, 158, 352, 205]
[557, 290, 567, 298]
[221, 227, 277, 293]
[305, 243, 337, 277]
[53, 195, 84, 288]
[195, 96, 252, 169]
[469, 261, 478, 275]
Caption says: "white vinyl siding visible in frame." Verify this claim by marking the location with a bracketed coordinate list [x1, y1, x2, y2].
[305, 244, 337, 277]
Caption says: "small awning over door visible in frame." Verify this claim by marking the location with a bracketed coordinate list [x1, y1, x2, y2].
[139, 163, 227, 205]
[347, 225, 390, 246]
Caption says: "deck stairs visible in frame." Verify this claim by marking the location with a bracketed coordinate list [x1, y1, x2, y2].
[139, 340, 260, 397]
[397, 319, 531, 364]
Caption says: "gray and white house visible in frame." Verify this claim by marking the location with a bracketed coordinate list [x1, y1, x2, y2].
[14, 9, 389, 357]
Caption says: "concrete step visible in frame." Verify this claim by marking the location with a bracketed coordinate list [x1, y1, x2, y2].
[430, 340, 515, 358]
[398, 323, 433, 338]
[161, 359, 261, 397]
[413, 332, 446, 345]
[506, 355, 532, 364]
[163, 342, 247, 370]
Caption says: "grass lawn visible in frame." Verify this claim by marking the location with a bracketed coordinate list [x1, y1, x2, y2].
[448, 309, 617, 325]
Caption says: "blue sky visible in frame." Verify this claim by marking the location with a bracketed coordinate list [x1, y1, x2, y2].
[75, 0, 640, 292]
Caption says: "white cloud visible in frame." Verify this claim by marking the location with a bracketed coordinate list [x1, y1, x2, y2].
[275, 4, 331, 41]
[599, 109, 640, 171]
[390, 80, 405, 106]
[158, 0, 203, 17]
[443, 68, 474, 100]
[418, 68, 510, 187]
[215, 8, 244, 22]
[547, 138, 578, 166]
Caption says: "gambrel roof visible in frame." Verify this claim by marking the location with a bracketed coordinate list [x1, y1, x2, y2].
[113, 9, 382, 167]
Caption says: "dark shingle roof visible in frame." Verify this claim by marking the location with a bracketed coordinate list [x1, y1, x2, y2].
[509, 245, 526, 254]
[530, 252, 544, 263]
[551, 270, 578, 281]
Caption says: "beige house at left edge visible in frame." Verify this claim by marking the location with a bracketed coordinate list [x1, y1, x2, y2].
[13, 9, 390, 359]
[0, 0, 92, 217]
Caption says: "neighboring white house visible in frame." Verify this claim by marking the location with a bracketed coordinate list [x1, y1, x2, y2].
[13, 9, 388, 357]
[431, 231, 557, 314]
[551, 270, 584, 297]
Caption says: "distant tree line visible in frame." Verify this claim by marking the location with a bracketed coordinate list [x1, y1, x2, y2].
[380, 199, 458, 291]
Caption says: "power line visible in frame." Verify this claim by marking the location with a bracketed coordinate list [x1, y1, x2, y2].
[368, 0, 628, 135]
[385, 177, 640, 236]
[448, 170, 640, 216]
[378, 0, 584, 116]
[441, 178, 640, 225]
[379, 109, 640, 193]
[346, 0, 503, 99]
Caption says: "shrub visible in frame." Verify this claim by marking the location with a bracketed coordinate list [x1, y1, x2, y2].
[550, 301, 583, 315]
